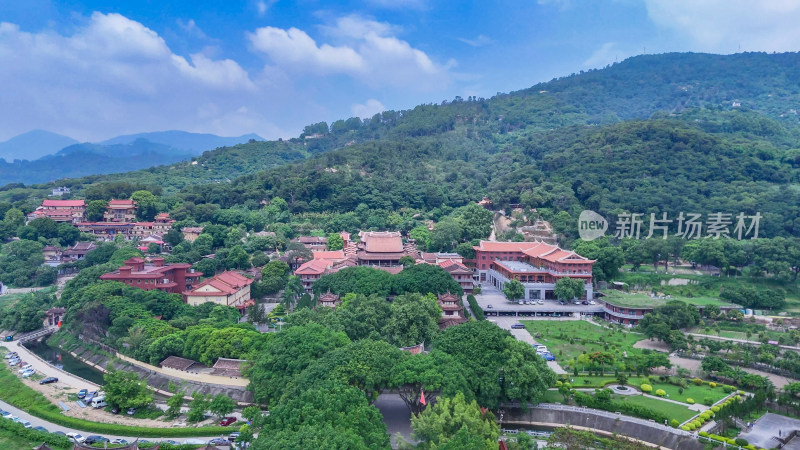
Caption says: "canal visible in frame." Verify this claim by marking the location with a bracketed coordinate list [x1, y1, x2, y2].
[23, 339, 105, 386]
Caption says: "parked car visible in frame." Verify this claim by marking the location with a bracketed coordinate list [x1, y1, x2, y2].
[83, 435, 110, 445]
[111, 406, 120, 414]
[486, 304, 493, 309]
[53, 431, 66, 436]
[39, 377, 58, 385]
[18, 364, 33, 373]
[209, 438, 233, 446]
[126, 408, 136, 415]
[22, 369, 35, 378]
[111, 439, 129, 445]
[581, 300, 589, 305]
[558, 300, 566, 305]
[220, 416, 237, 426]
[4, 352, 18, 359]
[229, 432, 241, 442]
[572, 300, 581, 305]
[33, 426, 48, 432]
[77, 389, 87, 399]
[588, 300, 597, 305]
[8, 359, 21, 366]
[184, 439, 206, 445]
[537, 299, 544, 304]
[15, 419, 31, 428]
[511, 323, 525, 329]
[1, 411, 12, 419]
[84, 391, 98, 402]
[541, 352, 556, 361]
[162, 440, 179, 445]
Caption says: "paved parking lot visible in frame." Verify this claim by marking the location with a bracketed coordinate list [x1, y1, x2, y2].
[738, 412, 800, 449]
[474, 285, 603, 318]
[489, 316, 567, 374]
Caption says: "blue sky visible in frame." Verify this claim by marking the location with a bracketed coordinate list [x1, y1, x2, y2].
[1, 0, 800, 142]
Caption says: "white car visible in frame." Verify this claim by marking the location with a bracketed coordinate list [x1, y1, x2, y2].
[18, 364, 33, 373]
[22, 369, 35, 378]
[486, 304, 493, 309]
[17, 419, 31, 428]
[184, 439, 206, 445]
[537, 299, 544, 304]
[1, 411, 12, 419]
[589, 300, 597, 305]
[67, 433, 86, 443]
[4, 352, 18, 359]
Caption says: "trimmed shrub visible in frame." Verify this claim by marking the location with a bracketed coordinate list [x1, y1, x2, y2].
[655, 389, 666, 397]
[692, 420, 702, 428]
[686, 398, 695, 404]
[711, 406, 721, 413]
[680, 425, 690, 431]
[703, 397, 714, 406]
[467, 295, 484, 320]
[708, 382, 717, 388]
[735, 438, 749, 447]
[723, 385, 736, 393]
[699, 431, 709, 437]
[640, 383, 653, 393]
[670, 419, 679, 428]
[738, 390, 745, 395]
[692, 378, 704, 386]
[555, 380, 563, 387]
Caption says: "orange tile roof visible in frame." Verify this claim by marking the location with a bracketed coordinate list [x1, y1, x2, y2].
[184, 271, 253, 296]
[362, 231, 403, 253]
[295, 259, 334, 275]
[474, 241, 543, 252]
[312, 250, 346, 260]
[42, 199, 85, 207]
[108, 199, 136, 207]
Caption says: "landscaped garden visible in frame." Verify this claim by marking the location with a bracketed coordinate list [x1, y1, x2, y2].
[612, 394, 696, 423]
[521, 319, 647, 365]
[599, 290, 732, 309]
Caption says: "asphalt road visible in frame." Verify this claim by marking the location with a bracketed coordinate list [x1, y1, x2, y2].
[490, 316, 568, 374]
[0, 399, 228, 445]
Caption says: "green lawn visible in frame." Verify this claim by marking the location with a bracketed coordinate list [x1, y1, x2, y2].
[650, 382, 729, 405]
[613, 394, 696, 422]
[599, 290, 732, 308]
[542, 390, 566, 403]
[562, 375, 730, 406]
[0, 430, 69, 450]
[522, 320, 647, 367]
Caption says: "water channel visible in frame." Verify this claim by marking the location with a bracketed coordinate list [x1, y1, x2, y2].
[23, 339, 105, 385]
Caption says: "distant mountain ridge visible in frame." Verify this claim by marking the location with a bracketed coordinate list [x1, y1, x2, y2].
[0, 130, 264, 185]
[99, 131, 263, 154]
[0, 130, 78, 161]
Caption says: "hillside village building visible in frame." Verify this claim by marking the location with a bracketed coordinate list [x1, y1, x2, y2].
[183, 270, 254, 309]
[27, 199, 86, 223]
[473, 241, 595, 300]
[294, 230, 476, 294]
[99, 257, 201, 294]
[103, 199, 137, 222]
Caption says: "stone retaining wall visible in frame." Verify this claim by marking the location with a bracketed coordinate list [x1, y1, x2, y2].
[503, 404, 703, 450]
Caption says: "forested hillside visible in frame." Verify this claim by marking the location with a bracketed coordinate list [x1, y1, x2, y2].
[2, 52, 800, 238]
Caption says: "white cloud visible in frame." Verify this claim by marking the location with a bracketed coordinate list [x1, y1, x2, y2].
[248, 15, 452, 90]
[458, 34, 493, 47]
[582, 42, 627, 69]
[256, 0, 277, 17]
[644, 0, 800, 53]
[351, 99, 385, 118]
[176, 18, 207, 39]
[0, 12, 287, 141]
[248, 26, 367, 74]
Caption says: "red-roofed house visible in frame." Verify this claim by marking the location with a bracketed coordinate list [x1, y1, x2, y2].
[183, 271, 254, 309]
[296, 259, 337, 292]
[100, 257, 202, 294]
[104, 199, 137, 222]
[438, 260, 475, 294]
[28, 199, 86, 223]
[473, 240, 595, 300]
